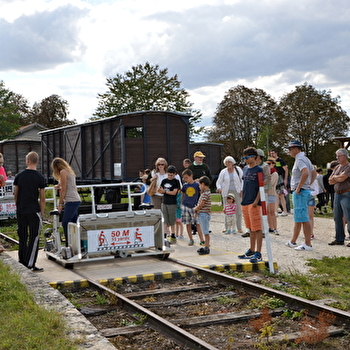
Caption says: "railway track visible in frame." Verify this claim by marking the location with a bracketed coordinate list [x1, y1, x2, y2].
[1, 232, 350, 348]
[60, 259, 349, 349]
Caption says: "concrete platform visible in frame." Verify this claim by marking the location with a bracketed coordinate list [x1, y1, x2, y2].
[6, 238, 277, 289]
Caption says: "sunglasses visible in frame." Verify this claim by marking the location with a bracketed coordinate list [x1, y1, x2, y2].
[158, 164, 165, 166]
[242, 155, 255, 160]
[266, 162, 274, 165]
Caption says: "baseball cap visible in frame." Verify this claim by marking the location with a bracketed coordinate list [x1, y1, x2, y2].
[194, 151, 205, 158]
[288, 140, 302, 148]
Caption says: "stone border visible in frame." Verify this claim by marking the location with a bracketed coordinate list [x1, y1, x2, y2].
[0, 252, 116, 350]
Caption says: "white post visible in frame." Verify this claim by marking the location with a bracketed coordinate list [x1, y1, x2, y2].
[258, 172, 275, 273]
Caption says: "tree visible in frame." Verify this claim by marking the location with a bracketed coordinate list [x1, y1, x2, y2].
[28, 95, 76, 129]
[0, 81, 22, 140]
[274, 83, 350, 165]
[93, 62, 203, 139]
[206, 85, 277, 158]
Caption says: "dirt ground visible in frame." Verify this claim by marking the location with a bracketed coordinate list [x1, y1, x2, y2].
[199, 212, 348, 274]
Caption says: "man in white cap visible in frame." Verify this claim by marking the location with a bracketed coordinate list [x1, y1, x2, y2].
[188, 151, 212, 183]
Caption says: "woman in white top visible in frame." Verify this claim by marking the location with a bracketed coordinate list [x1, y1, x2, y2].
[51, 157, 81, 247]
[150, 158, 168, 209]
[216, 156, 243, 233]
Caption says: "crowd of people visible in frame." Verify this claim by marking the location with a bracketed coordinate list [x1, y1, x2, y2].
[137, 142, 349, 262]
[0, 141, 349, 264]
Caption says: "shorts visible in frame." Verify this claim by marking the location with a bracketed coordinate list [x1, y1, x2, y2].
[198, 212, 210, 235]
[242, 204, 262, 232]
[308, 197, 315, 207]
[292, 189, 311, 223]
[181, 205, 197, 225]
[161, 203, 177, 226]
[267, 195, 276, 204]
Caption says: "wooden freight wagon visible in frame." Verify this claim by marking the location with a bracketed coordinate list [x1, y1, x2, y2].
[40, 110, 191, 183]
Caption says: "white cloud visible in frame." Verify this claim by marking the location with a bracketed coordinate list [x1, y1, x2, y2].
[0, 0, 350, 131]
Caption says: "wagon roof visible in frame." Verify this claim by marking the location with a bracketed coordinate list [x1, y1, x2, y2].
[39, 110, 192, 135]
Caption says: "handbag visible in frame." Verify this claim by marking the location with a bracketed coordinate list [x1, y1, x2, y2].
[147, 179, 157, 196]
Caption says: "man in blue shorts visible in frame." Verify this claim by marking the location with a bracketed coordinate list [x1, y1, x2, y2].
[285, 140, 316, 251]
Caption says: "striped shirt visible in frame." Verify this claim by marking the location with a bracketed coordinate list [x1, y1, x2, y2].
[224, 203, 236, 216]
[198, 189, 211, 214]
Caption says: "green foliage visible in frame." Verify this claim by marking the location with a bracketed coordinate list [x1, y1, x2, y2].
[248, 294, 286, 309]
[0, 81, 22, 140]
[206, 85, 277, 158]
[274, 83, 349, 166]
[27, 94, 76, 129]
[0, 261, 79, 349]
[207, 83, 349, 167]
[93, 62, 202, 139]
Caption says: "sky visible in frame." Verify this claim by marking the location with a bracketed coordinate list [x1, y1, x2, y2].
[1, 0, 350, 140]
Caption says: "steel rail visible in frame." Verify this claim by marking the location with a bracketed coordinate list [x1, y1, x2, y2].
[73, 270, 219, 350]
[0, 232, 19, 245]
[170, 258, 350, 327]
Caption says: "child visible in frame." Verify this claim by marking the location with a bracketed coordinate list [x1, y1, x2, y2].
[223, 193, 237, 234]
[194, 176, 211, 255]
[158, 165, 181, 244]
[141, 174, 151, 205]
[238, 147, 264, 263]
[175, 190, 184, 239]
[181, 169, 204, 246]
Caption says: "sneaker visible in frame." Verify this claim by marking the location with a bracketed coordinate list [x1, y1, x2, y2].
[249, 252, 262, 263]
[241, 232, 250, 238]
[222, 230, 227, 233]
[238, 248, 255, 259]
[188, 239, 194, 246]
[285, 241, 297, 248]
[169, 237, 177, 244]
[310, 234, 315, 240]
[237, 229, 243, 233]
[273, 230, 279, 235]
[269, 229, 274, 233]
[231, 230, 236, 234]
[225, 230, 231, 234]
[280, 212, 288, 216]
[328, 240, 344, 245]
[295, 243, 312, 251]
[197, 247, 210, 255]
[200, 241, 205, 246]
[31, 266, 44, 272]
[178, 235, 184, 239]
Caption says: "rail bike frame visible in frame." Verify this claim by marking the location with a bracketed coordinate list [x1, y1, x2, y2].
[0, 180, 16, 220]
[44, 183, 173, 268]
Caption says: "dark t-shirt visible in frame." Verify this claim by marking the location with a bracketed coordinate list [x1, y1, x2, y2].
[182, 182, 200, 208]
[241, 165, 263, 206]
[187, 163, 212, 182]
[14, 169, 46, 215]
[275, 157, 286, 177]
[160, 178, 180, 205]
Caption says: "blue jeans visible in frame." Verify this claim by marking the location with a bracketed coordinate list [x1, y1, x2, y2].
[62, 201, 80, 246]
[333, 192, 350, 243]
[198, 212, 211, 235]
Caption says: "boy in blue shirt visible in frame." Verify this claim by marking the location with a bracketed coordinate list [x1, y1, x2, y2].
[238, 147, 264, 263]
[181, 169, 204, 246]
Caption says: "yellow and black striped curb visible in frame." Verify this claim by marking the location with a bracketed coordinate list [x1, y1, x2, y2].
[49, 261, 278, 289]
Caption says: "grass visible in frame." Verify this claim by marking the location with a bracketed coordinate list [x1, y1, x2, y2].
[0, 260, 79, 350]
[261, 256, 350, 310]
